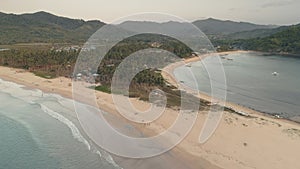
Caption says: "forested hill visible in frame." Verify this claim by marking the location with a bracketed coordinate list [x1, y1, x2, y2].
[0, 11, 105, 44]
[192, 18, 277, 35]
[235, 24, 300, 54]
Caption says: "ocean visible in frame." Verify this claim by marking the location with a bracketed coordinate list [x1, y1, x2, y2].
[0, 79, 122, 169]
[174, 52, 300, 122]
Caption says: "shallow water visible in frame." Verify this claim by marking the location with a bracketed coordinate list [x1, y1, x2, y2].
[0, 79, 122, 169]
[174, 52, 300, 122]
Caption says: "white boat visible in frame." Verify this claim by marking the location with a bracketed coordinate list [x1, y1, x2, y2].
[272, 72, 278, 76]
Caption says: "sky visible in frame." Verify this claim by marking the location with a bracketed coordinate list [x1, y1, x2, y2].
[1, 0, 300, 25]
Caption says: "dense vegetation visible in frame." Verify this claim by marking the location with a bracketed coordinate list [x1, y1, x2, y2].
[95, 34, 192, 85]
[0, 45, 78, 78]
[0, 33, 199, 107]
[79, 33, 196, 107]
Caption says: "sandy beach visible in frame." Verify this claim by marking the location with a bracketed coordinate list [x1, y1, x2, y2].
[1, 51, 300, 169]
[0, 67, 220, 169]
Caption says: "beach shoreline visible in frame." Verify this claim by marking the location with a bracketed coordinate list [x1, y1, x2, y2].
[1, 51, 300, 169]
[162, 50, 300, 125]
[0, 67, 221, 169]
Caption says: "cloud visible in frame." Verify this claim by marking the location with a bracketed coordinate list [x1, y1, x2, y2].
[261, 0, 298, 8]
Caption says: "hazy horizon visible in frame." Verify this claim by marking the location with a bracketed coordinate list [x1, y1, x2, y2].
[2, 0, 300, 25]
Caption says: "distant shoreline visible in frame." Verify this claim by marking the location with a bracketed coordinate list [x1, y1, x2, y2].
[162, 50, 300, 125]
[261, 51, 300, 57]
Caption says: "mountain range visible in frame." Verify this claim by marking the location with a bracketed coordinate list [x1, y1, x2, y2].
[0, 11, 281, 44]
[192, 18, 277, 35]
[0, 11, 299, 54]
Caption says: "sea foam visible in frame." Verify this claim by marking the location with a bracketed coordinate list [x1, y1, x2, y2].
[0, 78, 122, 169]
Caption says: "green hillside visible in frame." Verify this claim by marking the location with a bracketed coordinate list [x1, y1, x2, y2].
[237, 24, 300, 54]
[0, 11, 105, 44]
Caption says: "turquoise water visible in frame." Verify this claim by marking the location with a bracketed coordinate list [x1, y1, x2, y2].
[0, 113, 59, 169]
[174, 52, 300, 122]
[0, 79, 122, 169]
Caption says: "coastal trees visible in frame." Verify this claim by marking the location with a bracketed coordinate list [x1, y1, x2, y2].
[0, 33, 195, 107]
[0, 46, 78, 78]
